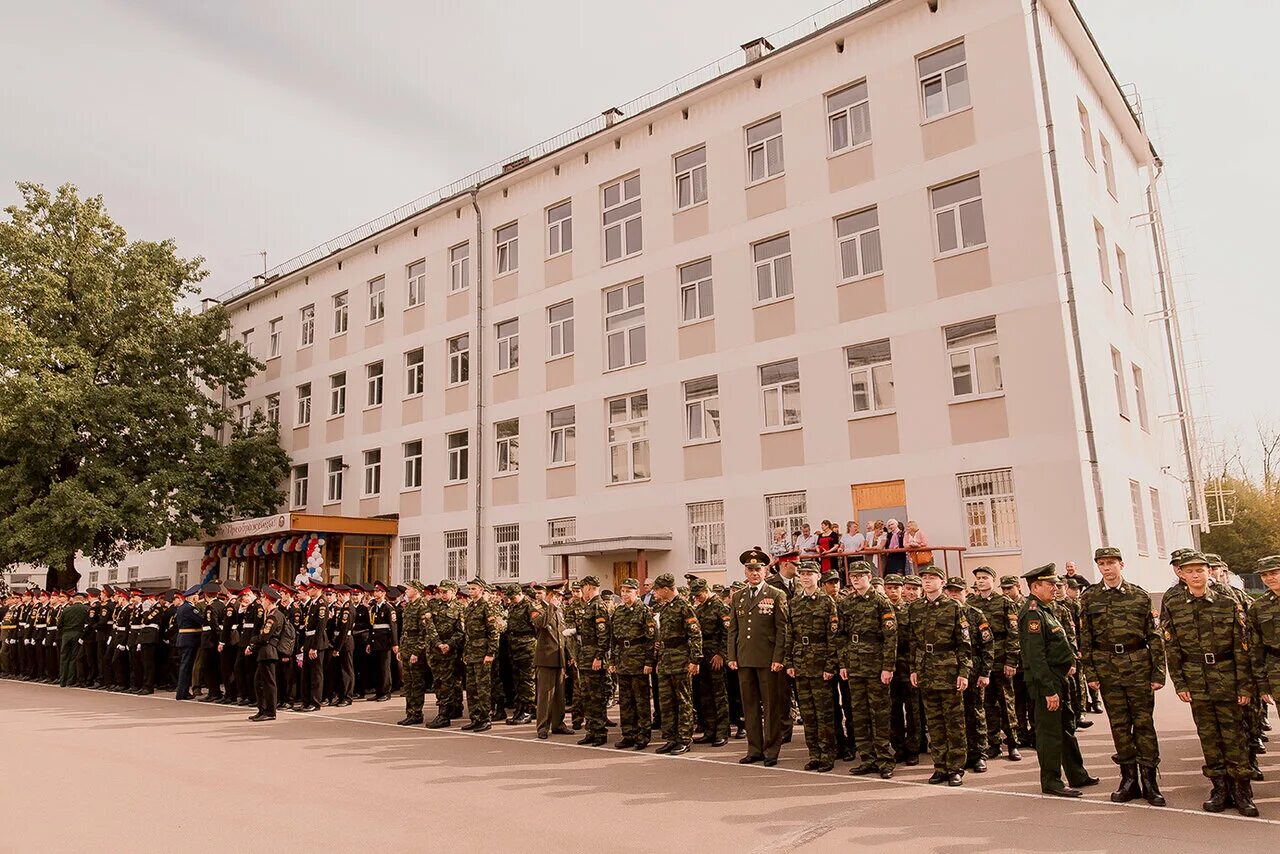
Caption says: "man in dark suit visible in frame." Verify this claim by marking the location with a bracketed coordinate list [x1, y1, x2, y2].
[531, 582, 574, 739]
[728, 547, 790, 766]
[766, 554, 799, 601]
[172, 587, 205, 700]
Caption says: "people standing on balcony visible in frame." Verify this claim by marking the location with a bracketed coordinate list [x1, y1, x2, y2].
[905, 521, 930, 577]
[839, 521, 865, 579]
[883, 520, 907, 577]
[794, 524, 819, 558]
[816, 520, 842, 578]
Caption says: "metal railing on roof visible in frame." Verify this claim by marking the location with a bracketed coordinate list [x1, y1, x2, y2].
[213, 0, 882, 305]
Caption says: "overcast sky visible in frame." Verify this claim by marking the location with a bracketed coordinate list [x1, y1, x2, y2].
[3, 0, 1275, 467]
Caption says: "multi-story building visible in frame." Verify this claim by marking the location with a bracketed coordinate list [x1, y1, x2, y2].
[30, 0, 1201, 595]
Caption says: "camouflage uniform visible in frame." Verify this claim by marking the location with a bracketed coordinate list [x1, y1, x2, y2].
[573, 588, 611, 741]
[654, 585, 702, 748]
[462, 587, 501, 728]
[908, 582, 972, 777]
[837, 577, 897, 774]
[425, 584, 465, 725]
[968, 585, 1020, 755]
[397, 587, 437, 722]
[562, 591, 585, 729]
[1050, 597, 1083, 727]
[1247, 576, 1280, 701]
[787, 584, 839, 769]
[886, 589, 919, 762]
[609, 596, 655, 746]
[959, 597, 993, 768]
[505, 591, 538, 720]
[693, 584, 731, 743]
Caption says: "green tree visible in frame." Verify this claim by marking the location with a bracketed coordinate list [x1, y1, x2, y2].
[1201, 476, 1280, 584]
[0, 182, 290, 589]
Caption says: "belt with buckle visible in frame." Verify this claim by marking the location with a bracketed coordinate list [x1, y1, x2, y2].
[372, 623, 391, 629]
[1201, 651, 1233, 664]
[800, 636, 810, 645]
[621, 640, 632, 648]
[304, 630, 317, 636]
[1095, 640, 1147, 655]
[178, 628, 202, 634]
[924, 643, 953, 654]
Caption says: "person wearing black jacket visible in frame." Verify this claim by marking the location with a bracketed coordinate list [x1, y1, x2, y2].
[246, 587, 287, 721]
[298, 581, 330, 712]
[367, 581, 399, 702]
[197, 585, 225, 702]
[173, 589, 205, 700]
[325, 585, 355, 706]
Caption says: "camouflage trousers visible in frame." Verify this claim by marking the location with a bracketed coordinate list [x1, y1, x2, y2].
[658, 671, 695, 745]
[962, 680, 987, 762]
[889, 677, 921, 758]
[922, 688, 966, 773]
[402, 658, 426, 717]
[616, 673, 652, 742]
[849, 675, 893, 771]
[464, 659, 492, 724]
[984, 669, 1017, 750]
[429, 654, 460, 720]
[696, 661, 730, 741]
[1189, 698, 1252, 780]
[578, 667, 609, 738]
[510, 637, 536, 713]
[1097, 677, 1159, 767]
[796, 675, 835, 764]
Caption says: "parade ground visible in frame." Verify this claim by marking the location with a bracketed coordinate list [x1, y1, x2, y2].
[3, 681, 1274, 853]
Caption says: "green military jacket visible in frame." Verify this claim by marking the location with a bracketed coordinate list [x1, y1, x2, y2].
[573, 595, 610, 664]
[907, 595, 972, 689]
[1018, 596, 1075, 700]
[1079, 580, 1164, 687]
[609, 601, 655, 674]
[58, 602, 88, 637]
[837, 589, 897, 678]
[398, 597, 437, 660]
[786, 590, 839, 677]
[694, 596, 730, 660]
[562, 598, 583, 665]
[1247, 589, 1280, 696]
[1160, 583, 1251, 702]
[506, 598, 537, 640]
[967, 591, 1020, 668]
[462, 598, 501, 663]
[425, 599, 464, 659]
[963, 602, 994, 679]
[891, 600, 912, 678]
[655, 596, 702, 676]
[1051, 600, 1078, 651]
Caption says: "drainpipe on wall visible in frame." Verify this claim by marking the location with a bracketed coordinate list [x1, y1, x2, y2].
[1029, 0, 1110, 545]
[470, 189, 485, 577]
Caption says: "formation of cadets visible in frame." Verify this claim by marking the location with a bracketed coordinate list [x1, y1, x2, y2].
[2, 546, 1277, 818]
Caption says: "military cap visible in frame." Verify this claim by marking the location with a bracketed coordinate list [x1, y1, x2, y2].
[711, 583, 727, 594]
[529, 581, 546, 592]
[846, 560, 875, 576]
[683, 573, 700, 582]
[821, 571, 840, 585]
[394, 585, 406, 595]
[423, 584, 439, 593]
[903, 576, 923, 588]
[730, 581, 746, 590]
[999, 575, 1021, 588]
[1022, 563, 1058, 583]
[72, 590, 88, 599]
[198, 582, 219, 595]
[260, 587, 281, 602]
[1093, 547, 1123, 562]
[1168, 547, 1195, 566]
[332, 584, 352, 593]
[271, 580, 299, 594]
[569, 580, 582, 591]
[796, 560, 820, 574]
[943, 577, 967, 591]
[971, 566, 996, 578]
[1174, 551, 1209, 568]
[372, 580, 389, 592]
[1255, 555, 1280, 572]
[37, 588, 51, 598]
[455, 587, 470, 598]
[619, 577, 640, 590]
[1204, 553, 1227, 568]
[405, 580, 426, 592]
[500, 583, 517, 595]
[128, 588, 144, 597]
[467, 577, 488, 590]
[438, 580, 458, 591]
[688, 577, 709, 594]
[882, 573, 904, 587]
[652, 573, 676, 589]
[85, 587, 101, 596]
[738, 547, 770, 569]
[579, 575, 601, 587]
[601, 589, 615, 598]
[916, 565, 945, 580]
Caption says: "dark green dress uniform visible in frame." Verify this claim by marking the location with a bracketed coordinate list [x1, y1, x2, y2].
[57, 598, 88, 687]
[505, 590, 539, 723]
[653, 579, 702, 753]
[907, 568, 972, 782]
[786, 574, 839, 770]
[838, 565, 897, 776]
[608, 587, 656, 748]
[461, 580, 501, 731]
[967, 569, 1021, 759]
[692, 580, 732, 744]
[572, 579, 612, 744]
[426, 582, 466, 726]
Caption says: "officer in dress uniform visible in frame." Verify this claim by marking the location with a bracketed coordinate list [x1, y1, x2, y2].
[728, 548, 790, 767]
[246, 587, 287, 722]
[327, 584, 355, 706]
[173, 586, 205, 700]
[299, 581, 330, 712]
[367, 581, 398, 701]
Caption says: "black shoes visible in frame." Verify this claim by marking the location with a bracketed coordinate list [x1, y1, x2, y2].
[396, 716, 423, 726]
[1007, 745, 1022, 762]
[247, 713, 275, 722]
[850, 764, 877, 776]
[739, 755, 764, 765]
[1203, 777, 1230, 813]
[733, 726, 746, 739]
[1070, 775, 1100, 788]
[615, 739, 636, 750]
[762, 758, 778, 767]
[927, 771, 948, 784]
[426, 717, 452, 729]
[947, 772, 964, 787]
[1232, 779, 1260, 818]
[879, 768, 894, 779]
[471, 722, 492, 733]
[669, 743, 690, 756]
[551, 726, 576, 736]
[655, 742, 676, 754]
[711, 738, 728, 748]
[1138, 766, 1166, 807]
[1044, 786, 1082, 798]
[1111, 763, 1141, 803]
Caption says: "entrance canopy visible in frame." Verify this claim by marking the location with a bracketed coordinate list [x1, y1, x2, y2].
[204, 513, 398, 543]
[539, 534, 672, 557]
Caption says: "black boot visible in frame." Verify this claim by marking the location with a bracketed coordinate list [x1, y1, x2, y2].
[1231, 778, 1260, 818]
[1202, 777, 1230, 813]
[1110, 763, 1141, 803]
[1138, 765, 1165, 807]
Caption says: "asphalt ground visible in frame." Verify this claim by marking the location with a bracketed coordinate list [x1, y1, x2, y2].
[1, 679, 1276, 853]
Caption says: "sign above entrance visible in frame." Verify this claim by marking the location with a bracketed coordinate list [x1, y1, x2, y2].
[207, 513, 290, 542]
[203, 512, 399, 544]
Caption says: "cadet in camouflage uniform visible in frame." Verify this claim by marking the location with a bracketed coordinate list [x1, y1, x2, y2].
[691, 577, 731, 746]
[397, 581, 437, 726]
[1000, 575, 1034, 746]
[1049, 580, 1088, 734]
[460, 578, 501, 732]
[562, 581, 585, 730]
[946, 577, 992, 773]
[1246, 556, 1280, 762]
[967, 567, 1021, 762]
[784, 561, 838, 771]
[608, 578, 655, 750]
[571, 575, 611, 746]
[1079, 546, 1166, 806]
[651, 573, 702, 754]
[882, 575, 919, 765]
[1161, 551, 1258, 816]
[908, 565, 972, 786]
[838, 561, 897, 778]
[1208, 554, 1265, 780]
[504, 584, 538, 725]
[425, 580, 465, 728]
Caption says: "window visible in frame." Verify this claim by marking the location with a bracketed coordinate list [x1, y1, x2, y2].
[175, 561, 189, 591]
[89, 571, 99, 586]
[329, 372, 347, 416]
[760, 359, 801, 429]
[495, 524, 520, 580]
[1116, 247, 1133, 311]
[447, 431, 469, 482]
[108, 568, 118, 582]
[495, 418, 519, 474]
[827, 81, 871, 153]
[236, 402, 251, 428]
[765, 491, 808, 542]
[495, 221, 519, 275]
[684, 376, 720, 443]
[405, 348, 424, 397]
[1078, 100, 1094, 166]
[333, 291, 349, 335]
[547, 300, 574, 358]
[1111, 347, 1130, 419]
[931, 176, 986, 255]
[547, 200, 573, 257]
[400, 535, 421, 582]
[1130, 480, 1149, 555]
[266, 393, 280, 425]
[753, 234, 793, 302]
[602, 175, 642, 263]
[746, 116, 784, 183]
[240, 329, 254, 358]
[919, 41, 970, 119]
[368, 276, 385, 322]
[836, 208, 883, 280]
[1095, 221, 1111, 290]
[268, 318, 282, 358]
[548, 406, 576, 465]
[449, 242, 470, 293]
[548, 518, 578, 579]
[448, 334, 469, 385]
[291, 464, 309, 509]
[326, 457, 344, 503]
[604, 281, 646, 370]
[366, 361, 384, 407]
[299, 304, 315, 347]
[1100, 135, 1117, 197]
[127, 566, 139, 582]
[945, 317, 1001, 397]
[1132, 364, 1149, 430]
[958, 469, 1021, 552]
[496, 318, 519, 372]
[403, 440, 422, 489]
[846, 340, 895, 415]
[445, 530, 468, 581]
[607, 392, 649, 483]
[296, 383, 312, 426]
[674, 146, 708, 209]
[1150, 487, 1167, 558]
[679, 259, 714, 323]
[688, 501, 726, 568]
[363, 449, 382, 496]
[406, 260, 426, 307]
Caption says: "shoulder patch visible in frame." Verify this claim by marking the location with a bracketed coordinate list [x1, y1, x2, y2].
[1027, 619, 1040, 633]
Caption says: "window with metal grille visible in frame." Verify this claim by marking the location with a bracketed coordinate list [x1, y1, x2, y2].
[445, 530, 468, 580]
[1130, 481, 1149, 556]
[495, 524, 520, 580]
[827, 81, 871, 153]
[401, 535, 421, 582]
[602, 174, 642, 263]
[548, 518, 578, 579]
[765, 492, 807, 543]
[958, 469, 1020, 552]
[688, 501, 725, 568]
[746, 115, 784, 183]
[1149, 487, 1166, 558]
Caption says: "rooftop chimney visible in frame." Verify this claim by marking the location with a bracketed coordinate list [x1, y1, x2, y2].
[200, 298, 221, 314]
[602, 107, 623, 127]
[741, 37, 775, 63]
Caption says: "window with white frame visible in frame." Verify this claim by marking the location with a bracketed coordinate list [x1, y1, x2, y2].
[495, 418, 519, 474]
[746, 116, 784, 183]
[266, 393, 280, 425]
[326, 457, 344, 503]
[107, 568, 118, 582]
[958, 469, 1021, 552]
[448, 334, 469, 385]
[945, 317, 1001, 398]
[240, 329, 254, 358]
[495, 221, 519, 275]
[405, 348, 424, 397]
[1149, 487, 1166, 558]
[296, 383, 312, 426]
[1116, 247, 1133, 311]
[1130, 480, 1149, 555]
[602, 175, 642, 263]
[445, 530, 468, 580]
[919, 41, 970, 119]
[674, 146, 708, 209]
[1078, 100, 1095, 165]
[548, 518, 578, 579]
[607, 392, 649, 483]
[547, 200, 573, 257]
[368, 276, 385, 322]
[299, 304, 315, 347]
[176, 561, 189, 591]
[679, 259, 714, 323]
[547, 300, 574, 358]
[236, 402, 251, 428]
[495, 524, 520, 580]
[931, 176, 985, 255]
[765, 492, 808, 542]
[406, 260, 426, 308]
[684, 376, 720, 443]
[827, 81, 871, 153]
[1111, 347, 1130, 419]
[127, 566, 138, 582]
[688, 500, 726, 568]
[89, 571, 99, 586]
[1095, 221, 1111, 290]
[1100, 135, 1117, 197]
[753, 234, 793, 302]
[268, 318, 282, 358]
[291, 464, 308, 509]
[1132, 363, 1149, 430]
[846, 339, 895, 415]
[548, 406, 575, 465]
[760, 359, 801, 429]
[333, 291, 349, 335]
[400, 535, 421, 582]
[496, 318, 519, 372]
[449, 242, 469, 292]
[447, 431, 469, 482]
[604, 281, 645, 370]
[366, 361, 384, 407]
[329, 371, 347, 416]
[403, 439, 422, 489]
[363, 449, 381, 496]
[836, 208, 882, 280]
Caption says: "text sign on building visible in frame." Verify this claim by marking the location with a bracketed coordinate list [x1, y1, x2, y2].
[208, 513, 290, 542]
